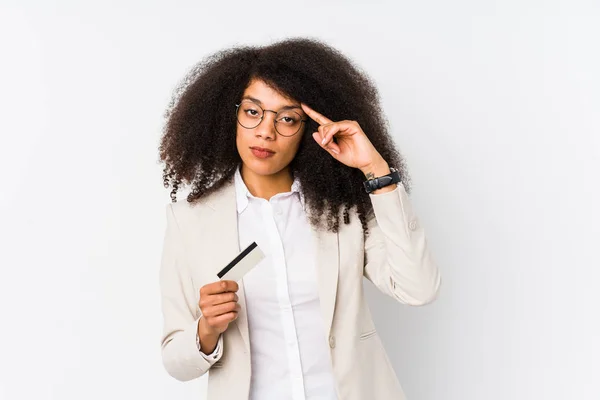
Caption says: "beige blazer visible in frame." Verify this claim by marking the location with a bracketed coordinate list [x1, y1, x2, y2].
[159, 178, 441, 400]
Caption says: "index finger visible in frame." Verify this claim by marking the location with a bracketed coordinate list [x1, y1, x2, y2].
[301, 103, 333, 126]
[201, 280, 239, 296]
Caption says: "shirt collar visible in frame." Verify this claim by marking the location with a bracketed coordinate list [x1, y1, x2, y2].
[234, 164, 305, 214]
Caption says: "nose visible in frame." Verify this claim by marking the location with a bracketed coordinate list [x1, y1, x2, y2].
[255, 110, 277, 140]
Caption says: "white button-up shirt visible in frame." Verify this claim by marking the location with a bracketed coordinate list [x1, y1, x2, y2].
[234, 165, 337, 400]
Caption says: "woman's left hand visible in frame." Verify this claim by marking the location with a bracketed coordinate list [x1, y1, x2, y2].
[301, 103, 385, 173]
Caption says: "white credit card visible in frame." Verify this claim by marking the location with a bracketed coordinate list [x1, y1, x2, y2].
[217, 242, 265, 282]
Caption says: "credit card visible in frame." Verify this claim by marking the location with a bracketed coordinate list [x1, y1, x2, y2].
[217, 242, 265, 282]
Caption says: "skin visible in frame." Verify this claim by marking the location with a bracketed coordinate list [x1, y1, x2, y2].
[197, 78, 396, 353]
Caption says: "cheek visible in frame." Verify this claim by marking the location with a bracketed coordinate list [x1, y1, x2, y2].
[275, 141, 301, 166]
[287, 136, 303, 156]
[235, 128, 248, 152]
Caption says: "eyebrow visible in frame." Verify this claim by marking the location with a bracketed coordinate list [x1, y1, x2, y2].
[241, 96, 302, 111]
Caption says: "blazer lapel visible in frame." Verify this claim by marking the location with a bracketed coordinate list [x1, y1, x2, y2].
[311, 221, 340, 339]
[203, 180, 251, 352]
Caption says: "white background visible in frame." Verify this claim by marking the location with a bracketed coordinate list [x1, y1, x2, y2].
[1, 1, 599, 399]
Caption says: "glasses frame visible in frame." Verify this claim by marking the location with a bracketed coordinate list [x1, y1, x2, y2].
[235, 100, 308, 137]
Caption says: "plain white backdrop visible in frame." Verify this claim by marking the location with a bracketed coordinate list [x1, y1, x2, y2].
[1, 1, 599, 399]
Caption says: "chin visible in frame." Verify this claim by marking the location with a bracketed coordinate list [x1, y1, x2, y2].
[242, 156, 286, 177]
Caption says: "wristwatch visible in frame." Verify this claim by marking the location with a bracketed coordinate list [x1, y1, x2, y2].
[363, 167, 401, 194]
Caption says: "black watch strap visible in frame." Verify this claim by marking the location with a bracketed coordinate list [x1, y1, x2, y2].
[363, 168, 401, 194]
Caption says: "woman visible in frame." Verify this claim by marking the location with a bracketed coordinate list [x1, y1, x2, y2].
[158, 37, 441, 400]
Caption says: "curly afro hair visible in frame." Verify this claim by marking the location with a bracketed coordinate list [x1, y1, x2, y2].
[159, 37, 411, 234]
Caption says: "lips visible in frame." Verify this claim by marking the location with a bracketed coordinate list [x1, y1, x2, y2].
[250, 146, 275, 159]
[250, 146, 275, 154]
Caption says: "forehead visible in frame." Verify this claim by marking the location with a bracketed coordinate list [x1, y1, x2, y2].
[242, 79, 299, 107]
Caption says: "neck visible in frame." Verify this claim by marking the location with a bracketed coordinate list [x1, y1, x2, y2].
[240, 164, 294, 200]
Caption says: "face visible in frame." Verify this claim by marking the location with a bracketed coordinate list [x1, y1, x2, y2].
[235, 78, 306, 178]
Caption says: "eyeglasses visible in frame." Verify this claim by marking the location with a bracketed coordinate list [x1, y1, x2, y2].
[235, 99, 308, 137]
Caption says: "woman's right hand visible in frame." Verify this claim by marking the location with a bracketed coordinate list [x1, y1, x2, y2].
[197, 280, 240, 352]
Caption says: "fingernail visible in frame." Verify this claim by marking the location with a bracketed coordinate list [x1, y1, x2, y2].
[321, 138, 327, 145]
[331, 148, 339, 155]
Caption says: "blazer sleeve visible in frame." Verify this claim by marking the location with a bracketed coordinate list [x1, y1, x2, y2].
[159, 203, 223, 381]
[363, 183, 441, 306]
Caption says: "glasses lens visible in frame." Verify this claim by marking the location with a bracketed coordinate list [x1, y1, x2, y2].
[237, 101, 263, 128]
[275, 110, 303, 136]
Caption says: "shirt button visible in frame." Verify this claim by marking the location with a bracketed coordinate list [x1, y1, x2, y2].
[329, 335, 336, 349]
[409, 220, 418, 231]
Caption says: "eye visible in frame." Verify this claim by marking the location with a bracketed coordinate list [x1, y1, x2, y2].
[244, 108, 261, 117]
[277, 113, 300, 124]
